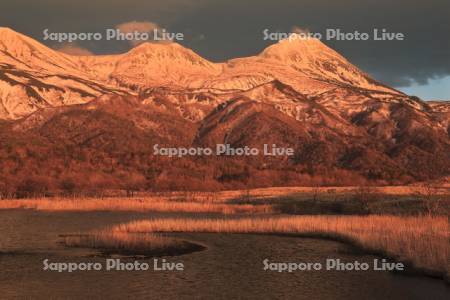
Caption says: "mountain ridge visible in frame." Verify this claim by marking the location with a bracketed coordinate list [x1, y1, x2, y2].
[0, 28, 448, 191]
[0, 27, 404, 120]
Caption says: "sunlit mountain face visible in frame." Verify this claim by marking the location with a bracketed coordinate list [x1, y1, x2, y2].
[2, 1, 449, 99]
[0, 28, 448, 189]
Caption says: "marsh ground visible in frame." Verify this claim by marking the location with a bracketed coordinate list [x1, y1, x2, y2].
[0, 210, 449, 299]
[0, 186, 449, 298]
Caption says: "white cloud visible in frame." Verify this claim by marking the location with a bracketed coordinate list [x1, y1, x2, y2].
[291, 26, 311, 34]
[116, 21, 160, 34]
[115, 21, 163, 46]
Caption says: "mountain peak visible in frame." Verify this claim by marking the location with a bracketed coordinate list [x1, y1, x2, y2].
[0, 27, 19, 36]
[260, 35, 342, 62]
[0, 26, 50, 55]
[256, 34, 401, 93]
[108, 41, 220, 89]
[0, 27, 28, 45]
[0, 27, 13, 33]
[123, 41, 217, 69]
[128, 41, 197, 55]
[0, 27, 41, 45]
[131, 41, 180, 51]
[0, 27, 89, 78]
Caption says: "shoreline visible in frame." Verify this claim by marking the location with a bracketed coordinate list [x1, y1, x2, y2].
[62, 230, 449, 284]
[111, 216, 449, 283]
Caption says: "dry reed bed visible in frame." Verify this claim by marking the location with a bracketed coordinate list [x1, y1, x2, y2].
[0, 198, 273, 214]
[65, 231, 174, 252]
[112, 215, 450, 278]
[182, 186, 450, 203]
[64, 231, 202, 256]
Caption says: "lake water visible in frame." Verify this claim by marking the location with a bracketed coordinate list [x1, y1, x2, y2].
[0, 210, 448, 299]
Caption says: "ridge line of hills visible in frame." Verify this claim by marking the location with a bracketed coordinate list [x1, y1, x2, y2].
[0, 28, 448, 193]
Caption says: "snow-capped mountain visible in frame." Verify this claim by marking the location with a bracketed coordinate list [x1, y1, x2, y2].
[0, 28, 131, 119]
[0, 28, 407, 120]
[0, 28, 448, 188]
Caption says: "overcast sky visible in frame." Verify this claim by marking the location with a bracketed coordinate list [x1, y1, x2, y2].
[1, 0, 449, 99]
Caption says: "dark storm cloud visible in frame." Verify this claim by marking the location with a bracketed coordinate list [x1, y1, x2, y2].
[1, 0, 449, 87]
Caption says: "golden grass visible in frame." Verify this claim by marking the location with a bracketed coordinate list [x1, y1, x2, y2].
[112, 215, 450, 277]
[0, 197, 273, 214]
[64, 231, 201, 256]
[184, 185, 450, 202]
[65, 231, 175, 251]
